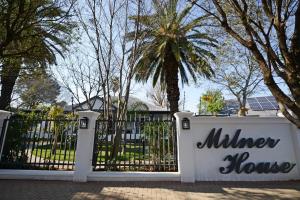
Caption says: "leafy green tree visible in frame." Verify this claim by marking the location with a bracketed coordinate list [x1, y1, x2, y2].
[0, 0, 74, 110]
[15, 68, 61, 109]
[128, 0, 217, 114]
[192, 0, 300, 128]
[212, 40, 263, 116]
[199, 89, 225, 115]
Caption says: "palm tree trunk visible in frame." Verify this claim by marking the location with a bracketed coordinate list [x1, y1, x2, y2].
[165, 50, 180, 115]
[0, 62, 21, 110]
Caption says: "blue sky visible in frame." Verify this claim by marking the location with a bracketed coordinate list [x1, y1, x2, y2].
[53, 0, 276, 113]
[132, 78, 272, 113]
[133, 81, 208, 113]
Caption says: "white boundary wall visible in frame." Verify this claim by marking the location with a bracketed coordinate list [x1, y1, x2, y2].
[0, 110, 11, 160]
[0, 110, 179, 182]
[0, 170, 180, 182]
[175, 112, 300, 183]
[1, 110, 300, 183]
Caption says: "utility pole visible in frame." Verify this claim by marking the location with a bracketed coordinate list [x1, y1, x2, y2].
[71, 96, 74, 115]
[183, 91, 186, 111]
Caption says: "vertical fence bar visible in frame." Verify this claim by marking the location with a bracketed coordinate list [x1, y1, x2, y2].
[120, 120, 125, 170]
[163, 122, 165, 171]
[138, 113, 142, 170]
[148, 119, 152, 171]
[92, 120, 98, 171]
[105, 121, 109, 170]
[158, 119, 161, 171]
[35, 120, 43, 167]
[173, 120, 177, 171]
[38, 120, 46, 168]
[144, 113, 147, 169]
[19, 119, 26, 168]
[24, 119, 32, 165]
[128, 114, 132, 170]
[58, 122, 64, 169]
[67, 122, 72, 169]
[133, 113, 138, 170]
[44, 120, 52, 168]
[72, 124, 78, 170]
[168, 120, 171, 171]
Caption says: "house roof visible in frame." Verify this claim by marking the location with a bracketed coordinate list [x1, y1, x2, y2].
[64, 95, 168, 112]
[64, 96, 111, 112]
[112, 96, 168, 112]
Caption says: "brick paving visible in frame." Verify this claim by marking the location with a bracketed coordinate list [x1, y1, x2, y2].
[0, 180, 300, 200]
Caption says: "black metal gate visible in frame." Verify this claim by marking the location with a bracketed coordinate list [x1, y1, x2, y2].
[0, 115, 78, 170]
[92, 112, 178, 172]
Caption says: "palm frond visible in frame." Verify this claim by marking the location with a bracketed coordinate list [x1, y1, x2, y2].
[128, 0, 218, 112]
[181, 14, 210, 33]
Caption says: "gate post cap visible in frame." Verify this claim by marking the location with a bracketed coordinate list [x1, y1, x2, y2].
[174, 112, 193, 120]
[0, 110, 12, 118]
[78, 110, 99, 119]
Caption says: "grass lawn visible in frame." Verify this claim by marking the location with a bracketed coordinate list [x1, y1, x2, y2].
[32, 148, 75, 162]
[32, 144, 149, 162]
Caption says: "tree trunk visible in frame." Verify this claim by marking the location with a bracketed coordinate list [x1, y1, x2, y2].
[108, 0, 142, 168]
[238, 96, 247, 116]
[200, 1, 300, 128]
[165, 48, 180, 115]
[0, 62, 21, 110]
[238, 108, 247, 116]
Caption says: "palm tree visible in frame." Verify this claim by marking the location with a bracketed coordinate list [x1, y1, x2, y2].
[128, 0, 217, 114]
[0, 0, 74, 110]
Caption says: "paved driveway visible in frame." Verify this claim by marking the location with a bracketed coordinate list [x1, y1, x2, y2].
[0, 180, 300, 200]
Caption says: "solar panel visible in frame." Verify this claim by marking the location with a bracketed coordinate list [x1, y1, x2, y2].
[256, 96, 267, 101]
[266, 96, 276, 101]
[223, 96, 279, 113]
[271, 102, 279, 109]
[247, 96, 279, 111]
[260, 103, 276, 110]
[247, 98, 257, 102]
[269, 100, 277, 104]
[257, 97, 269, 103]
[247, 97, 260, 111]
[260, 97, 278, 110]
[248, 103, 263, 111]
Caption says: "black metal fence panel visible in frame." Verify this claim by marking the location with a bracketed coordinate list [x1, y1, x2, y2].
[92, 112, 178, 172]
[0, 116, 78, 170]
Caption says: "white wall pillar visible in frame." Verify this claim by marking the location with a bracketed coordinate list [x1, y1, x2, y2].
[73, 111, 99, 182]
[174, 112, 195, 183]
[0, 110, 12, 159]
[291, 124, 300, 176]
[0, 110, 11, 134]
